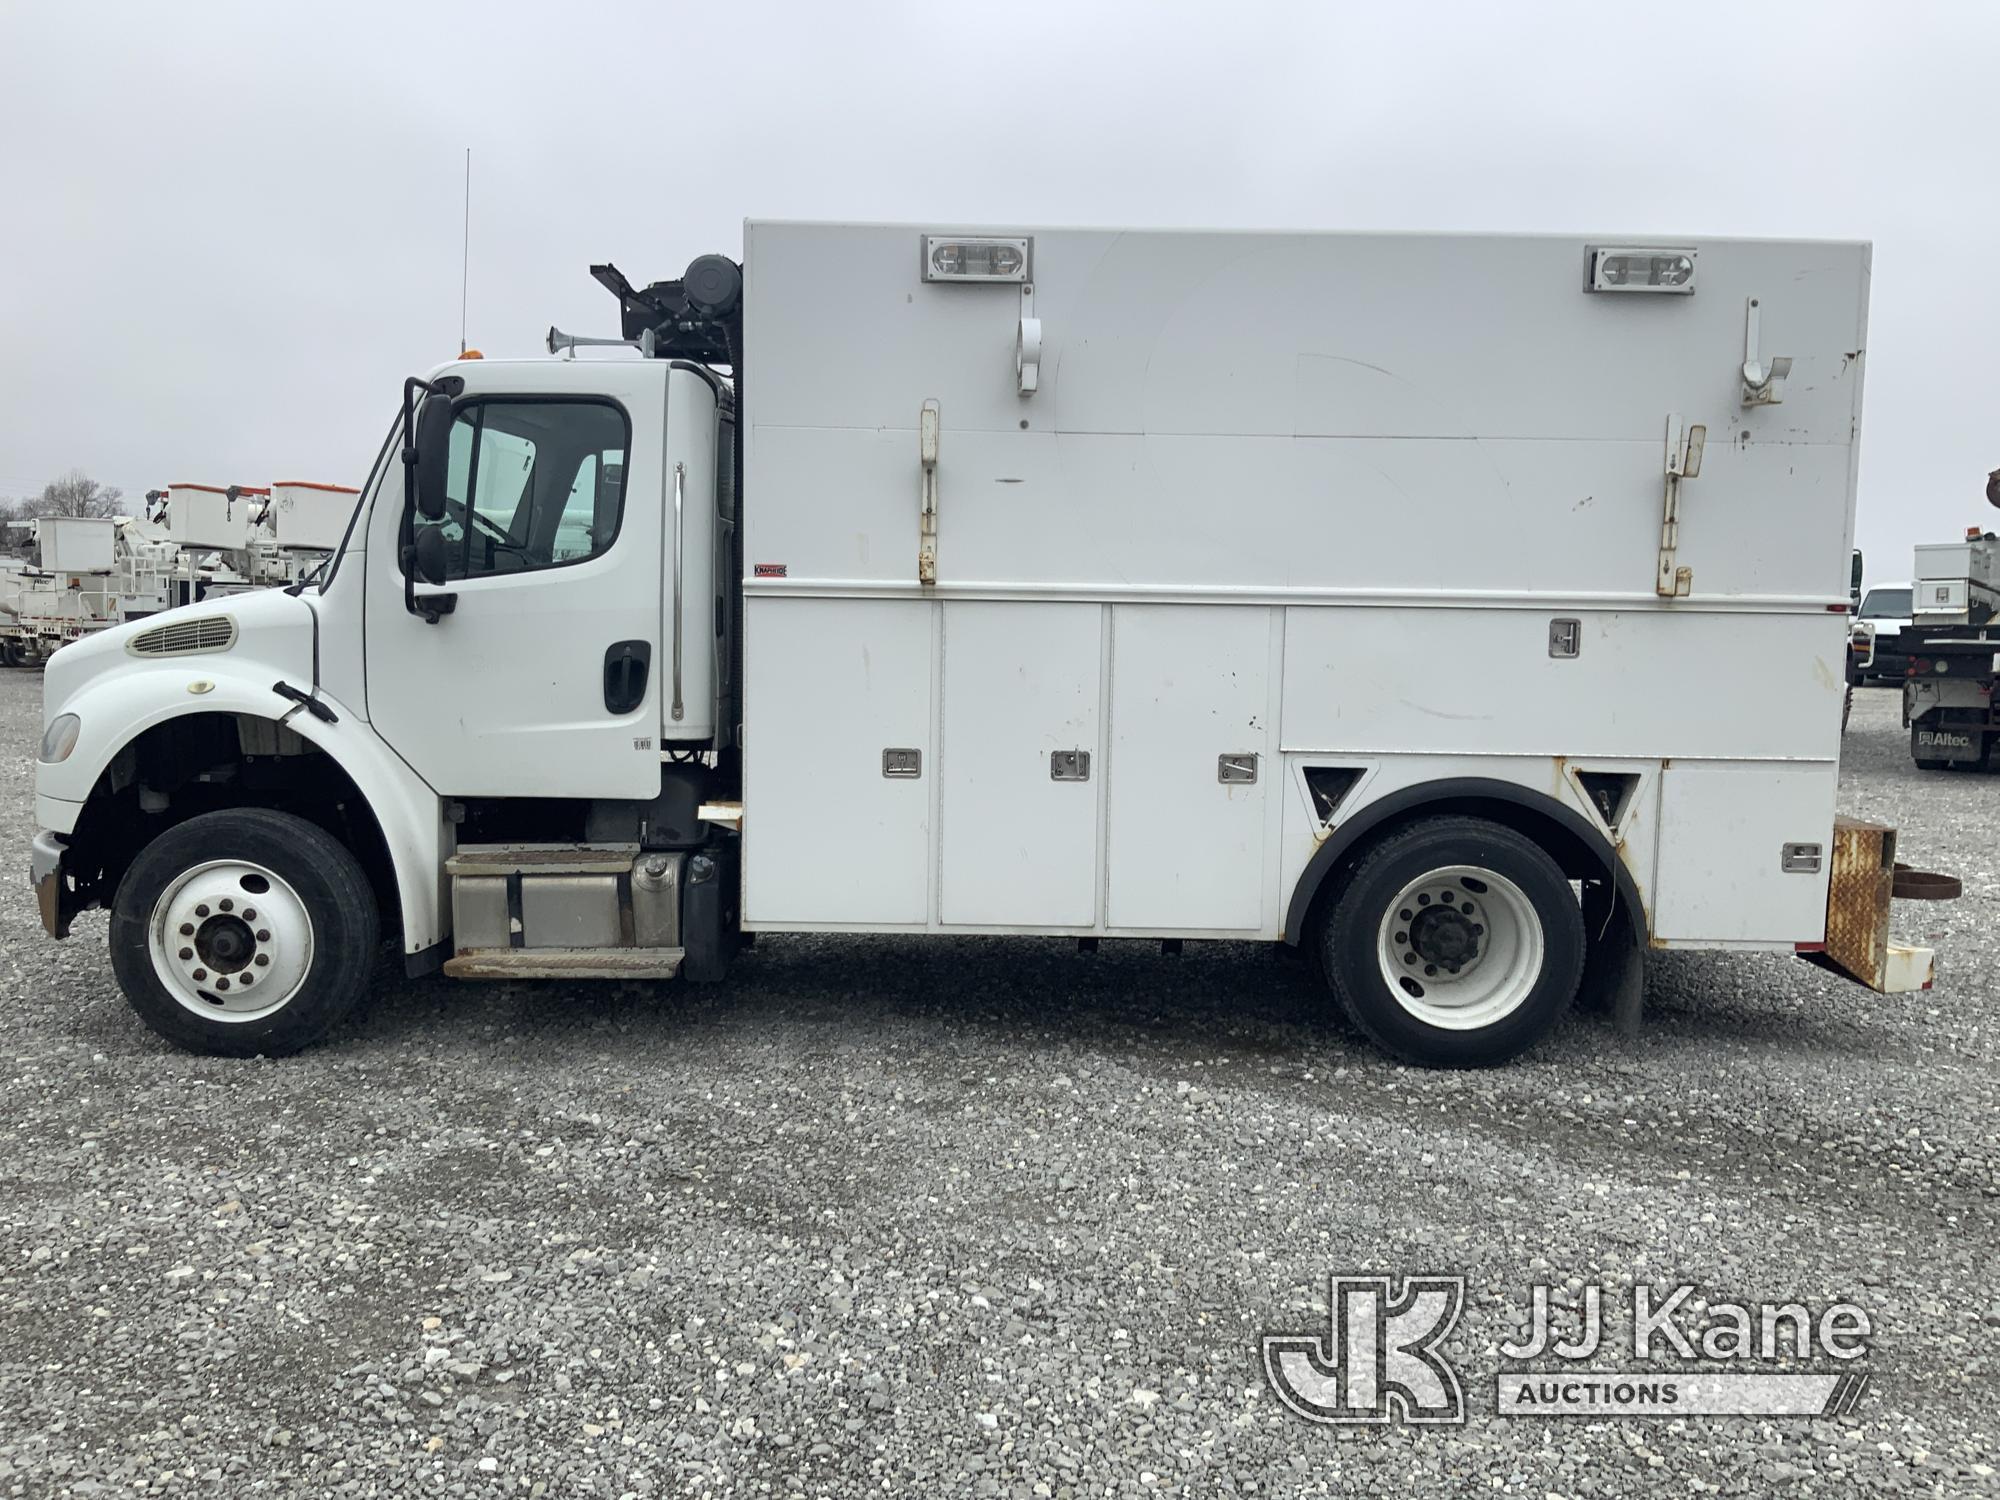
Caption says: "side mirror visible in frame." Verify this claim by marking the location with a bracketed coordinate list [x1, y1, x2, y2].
[411, 523, 450, 586]
[412, 392, 454, 521]
[1850, 549, 1864, 598]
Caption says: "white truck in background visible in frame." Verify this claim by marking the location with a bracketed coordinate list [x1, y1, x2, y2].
[29, 224, 1951, 1066]
[0, 483, 360, 666]
[0, 515, 174, 666]
[1900, 508, 2000, 771]
[1847, 578, 1914, 688]
[159, 480, 360, 605]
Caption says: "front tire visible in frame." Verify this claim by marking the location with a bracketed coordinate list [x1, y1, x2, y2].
[110, 809, 379, 1057]
[1316, 815, 1584, 1067]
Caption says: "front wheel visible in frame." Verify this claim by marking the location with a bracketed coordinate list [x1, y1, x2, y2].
[109, 809, 379, 1056]
[1316, 815, 1585, 1067]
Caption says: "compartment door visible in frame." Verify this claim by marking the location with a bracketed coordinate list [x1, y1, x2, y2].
[742, 597, 933, 925]
[1107, 605, 1273, 931]
[1651, 764, 1837, 942]
[940, 602, 1102, 927]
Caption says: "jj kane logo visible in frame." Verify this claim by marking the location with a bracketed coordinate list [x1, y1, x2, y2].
[1263, 1274, 1873, 1425]
[1262, 1276, 1467, 1424]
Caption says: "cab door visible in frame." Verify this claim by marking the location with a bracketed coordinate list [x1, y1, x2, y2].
[364, 360, 667, 799]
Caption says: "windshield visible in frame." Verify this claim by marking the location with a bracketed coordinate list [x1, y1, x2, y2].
[1859, 588, 1912, 620]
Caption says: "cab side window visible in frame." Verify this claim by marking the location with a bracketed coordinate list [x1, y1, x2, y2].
[416, 399, 630, 581]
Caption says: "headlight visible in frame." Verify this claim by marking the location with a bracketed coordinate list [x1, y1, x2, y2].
[39, 714, 80, 764]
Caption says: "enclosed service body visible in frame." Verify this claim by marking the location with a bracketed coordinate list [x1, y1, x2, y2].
[31, 224, 1934, 1065]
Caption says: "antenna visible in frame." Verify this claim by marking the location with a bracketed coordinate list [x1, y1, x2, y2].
[458, 147, 471, 355]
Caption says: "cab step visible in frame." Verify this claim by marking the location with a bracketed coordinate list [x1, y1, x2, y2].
[441, 947, 686, 980]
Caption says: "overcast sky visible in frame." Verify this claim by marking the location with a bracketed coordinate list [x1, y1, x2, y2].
[1, 0, 1993, 577]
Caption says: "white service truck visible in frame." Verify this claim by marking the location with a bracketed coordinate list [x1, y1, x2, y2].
[1, 515, 174, 665]
[30, 224, 1943, 1065]
[1901, 521, 2000, 771]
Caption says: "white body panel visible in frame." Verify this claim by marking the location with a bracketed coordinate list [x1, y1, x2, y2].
[938, 601, 1101, 926]
[742, 598, 932, 924]
[1105, 605, 1276, 932]
[741, 223, 1870, 945]
[1651, 764, 1836, 942]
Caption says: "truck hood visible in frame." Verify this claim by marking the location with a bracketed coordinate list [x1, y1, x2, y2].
[42, 588, 319, 725]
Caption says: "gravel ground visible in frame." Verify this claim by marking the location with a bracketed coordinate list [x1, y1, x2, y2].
[0, 674, 1994, 1499]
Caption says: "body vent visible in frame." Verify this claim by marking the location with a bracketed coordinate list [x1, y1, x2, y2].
[128, 615, 236, 657]
[1302, 766, 1365, 825]
[1575, 770, 1640, 832]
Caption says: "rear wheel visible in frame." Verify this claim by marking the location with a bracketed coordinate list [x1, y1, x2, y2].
[110, 809, 378, 1057]
[1316, 816, 1585, 1067]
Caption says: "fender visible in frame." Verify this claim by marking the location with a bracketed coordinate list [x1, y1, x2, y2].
[1283, 776, 1648, 947]
[36, 662, 446, 953]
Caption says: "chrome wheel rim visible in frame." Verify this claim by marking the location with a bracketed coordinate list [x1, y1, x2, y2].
[147, 860, 314, 1022]
[1375, 864, 1543, 1030]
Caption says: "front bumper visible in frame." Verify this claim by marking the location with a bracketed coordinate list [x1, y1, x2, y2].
[31, 829, 75, 939]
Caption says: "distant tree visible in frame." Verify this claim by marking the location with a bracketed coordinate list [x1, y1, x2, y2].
[22, 470, 122, 519]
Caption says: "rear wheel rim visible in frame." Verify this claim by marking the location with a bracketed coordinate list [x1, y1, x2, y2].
[147, 860, 314, 1022]
[1374, 864, 1543, 1030]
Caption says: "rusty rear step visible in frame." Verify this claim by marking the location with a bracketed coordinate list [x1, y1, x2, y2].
[1812, 817, 1954, 993]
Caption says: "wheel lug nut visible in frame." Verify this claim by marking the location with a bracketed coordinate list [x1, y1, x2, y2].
[178, 948, 193, 961]
[256, 930, 271, 943]
[242, 909, 256, 922]
[254, 955, 270, 967]
[218, 899, 233, 912]
[1423, 964, 1437, 976]
[192, 968, 207, 981]
[1417, 894, 1431, 906]
[179, 923, 194, 937]
[195, 904, 210, 917]
[240, 972, 253, 984]
[1472, 924, 1484, 936]
[216, 978, 230, 991]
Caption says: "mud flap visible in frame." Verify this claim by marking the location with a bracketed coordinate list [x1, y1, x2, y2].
[1579, 879, 1645, 1040]
[1817, 817, 1937, 994]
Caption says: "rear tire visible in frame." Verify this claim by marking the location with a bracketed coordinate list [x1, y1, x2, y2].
[1316, 815, 1584, 1067]
[109, 809, 378, 1057]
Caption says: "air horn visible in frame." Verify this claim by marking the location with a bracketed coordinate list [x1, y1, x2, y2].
[547, 326, 654, 358]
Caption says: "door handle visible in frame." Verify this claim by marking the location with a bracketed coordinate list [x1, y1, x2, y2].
[670, 461, 686, 722]
[603, 640, 652, 715]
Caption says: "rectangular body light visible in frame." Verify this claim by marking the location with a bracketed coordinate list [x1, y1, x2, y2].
[922, 235, 1031, 283]
[1585, 245, 1697, 294]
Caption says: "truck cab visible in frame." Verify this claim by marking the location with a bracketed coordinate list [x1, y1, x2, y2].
[1849, 581, 1914, 685]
